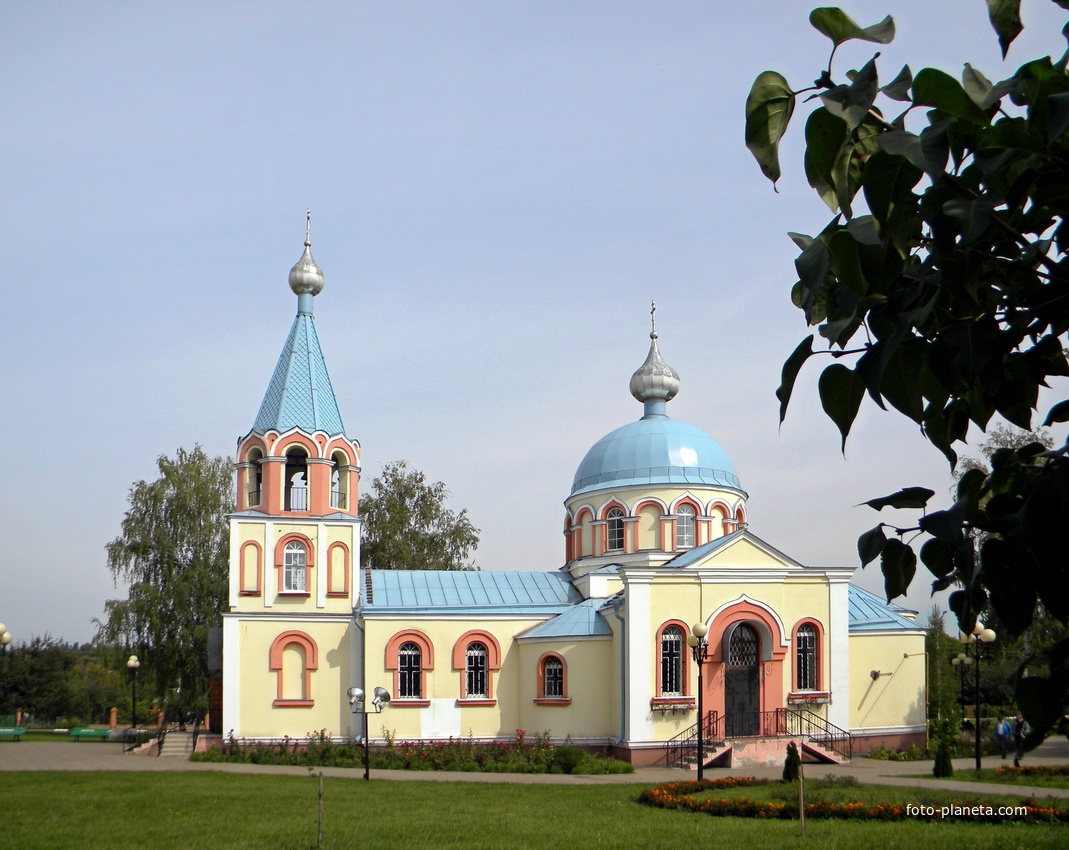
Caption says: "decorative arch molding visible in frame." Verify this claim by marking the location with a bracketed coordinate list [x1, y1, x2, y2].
[273, 431, 319, 458]
[669, 493, 703, 514]
[598, 499, 629, 520]
[633, 497, 669, 515]
[323, 437, 359, 466]
[239, 540, 263, 595]
[269, 630, 318, 706]
[705, 594, 790, 653]
[239, 436, 269, 463]
[706, 500, 732, 517]
[451, 630, 502, 670]
[274, 533, 316, 568]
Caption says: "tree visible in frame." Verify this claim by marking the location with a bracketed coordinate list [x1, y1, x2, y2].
[745, 4, 1069, 743]
[97, 446, 232, 718]
[360, 460, 479, 571]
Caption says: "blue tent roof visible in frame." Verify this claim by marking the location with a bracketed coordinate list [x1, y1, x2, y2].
[252, 311, 346, 435]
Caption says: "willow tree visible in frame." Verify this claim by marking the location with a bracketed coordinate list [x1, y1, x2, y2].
[98, 446, 232, 717]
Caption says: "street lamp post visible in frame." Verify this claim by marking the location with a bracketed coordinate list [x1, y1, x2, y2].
[347, 686, 391, 780]
[126, 655, 140, 737]
[0, 624, 12, 722]
[686, 622, 709, 780]
[953, 622, 996, 771]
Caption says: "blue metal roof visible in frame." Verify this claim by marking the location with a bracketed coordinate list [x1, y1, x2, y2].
[252, 311, 346, 435]
[366, 570, 581, 614]
[518, 599, 613, 639]
[571, 415, 742, 497]
[848, 585, 922, 631]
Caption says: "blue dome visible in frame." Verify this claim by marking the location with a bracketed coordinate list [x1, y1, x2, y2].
[570, 415, 742, 497]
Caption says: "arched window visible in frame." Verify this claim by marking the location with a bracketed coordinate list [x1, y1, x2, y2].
[543, 656, 563, 697]
[466, 642, 488, 698]
[246, 448, 263, 508]
[452, 630, 501, 702]
[398, 642, 422, 699]
[386, 630, 434, 704]
[675, 504, 696, 549]
[660, 625, 684, 696]
[796, 623, 819, 691]
[283, 541, 307, 593]
[606, 507, 625, 552]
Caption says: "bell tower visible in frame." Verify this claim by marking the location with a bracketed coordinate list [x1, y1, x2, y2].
[222, 214, 362, 739]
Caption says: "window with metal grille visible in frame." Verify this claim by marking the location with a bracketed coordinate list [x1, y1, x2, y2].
[796, 624, 817, 690]
[728, 624, 759, 667]
[606, 508, 625, 552]
[283, 541, 307, 593]
[660, 625, 684, 695]
[675, 504, 696, 549]
[399, 642, 422, 698]
[543, 656, 564, 698]
[466, 642, 488, 698]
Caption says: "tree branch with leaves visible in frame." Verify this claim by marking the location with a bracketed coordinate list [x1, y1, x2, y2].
[746, 2, 1069, 744]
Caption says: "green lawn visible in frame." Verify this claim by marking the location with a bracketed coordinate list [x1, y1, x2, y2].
[917, 768, 1069, 790]
[1, 772, 1067, 850]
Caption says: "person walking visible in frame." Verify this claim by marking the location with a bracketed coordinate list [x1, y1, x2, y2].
[994, 714, 1009, 759]
[1013, 711, 1030, 767]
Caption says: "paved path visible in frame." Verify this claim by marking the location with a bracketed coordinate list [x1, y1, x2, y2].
[2, 735, 1067, 799]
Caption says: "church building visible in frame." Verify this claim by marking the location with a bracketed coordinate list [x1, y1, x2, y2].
[221, 227, 927, 766]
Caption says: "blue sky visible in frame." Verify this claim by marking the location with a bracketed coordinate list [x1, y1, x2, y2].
[3, 1, 1068, 644]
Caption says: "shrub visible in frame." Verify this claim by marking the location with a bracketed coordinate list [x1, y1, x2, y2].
[782, 741, 801, 782]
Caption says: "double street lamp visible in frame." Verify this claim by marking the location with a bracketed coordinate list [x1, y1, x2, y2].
[952, 622, 996, 771]
[686, 622, 709, 780]
[347, 686, 391, 780]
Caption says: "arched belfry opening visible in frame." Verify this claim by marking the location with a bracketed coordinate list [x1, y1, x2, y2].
[284, 447, 308, 512]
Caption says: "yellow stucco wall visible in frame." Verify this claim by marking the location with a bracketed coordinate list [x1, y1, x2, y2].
[229, 617, 354, 739]
[360, 617, 617, 742]
[848, 632, 927, 730]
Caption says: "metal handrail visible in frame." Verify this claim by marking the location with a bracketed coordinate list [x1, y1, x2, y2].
[664, 710, 721, 768]
[664, 707, 851, 766]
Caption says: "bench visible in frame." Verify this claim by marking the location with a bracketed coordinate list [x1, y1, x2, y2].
[70, 727, 112, 742]
[0, 727, 26, 741]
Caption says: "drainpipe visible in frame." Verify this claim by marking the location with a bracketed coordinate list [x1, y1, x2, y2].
[611, 597, 626, 746]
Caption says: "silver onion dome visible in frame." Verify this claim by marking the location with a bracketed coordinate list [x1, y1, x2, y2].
[289, 210, 324, 297]
[629, 301, 680, 403]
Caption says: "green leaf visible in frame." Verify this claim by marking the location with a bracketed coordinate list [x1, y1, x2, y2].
[777, 335, 815, 424]
[746, 71, 796, 185]
[805, 108, 849, 213]
[913, 68, 991, 125]
[809, 8, 895, 47]
[880, 65, 912, 102]
[1047, 91, 1069, 143]
[819, 57, 880, 130]
[985, 0, 1023, 59]
[787, 232, 812, 251]
[1015, 677, 1064, 738]
[880, 538, 916, 600]
[918, 499, 967, 543]
[861, 487, 935, 511]
[919, 538, 956, 579]
[1043, 399, 1069, 426]
[962, 63, 994, 107]
[942, 197, 998, 244]
[858, 524, 887, 567]
[818, 363, 865, 451]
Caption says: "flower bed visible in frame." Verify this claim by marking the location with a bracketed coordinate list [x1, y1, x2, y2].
[996, 765, 1069, 778]
[638, 779, 1069, 824]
